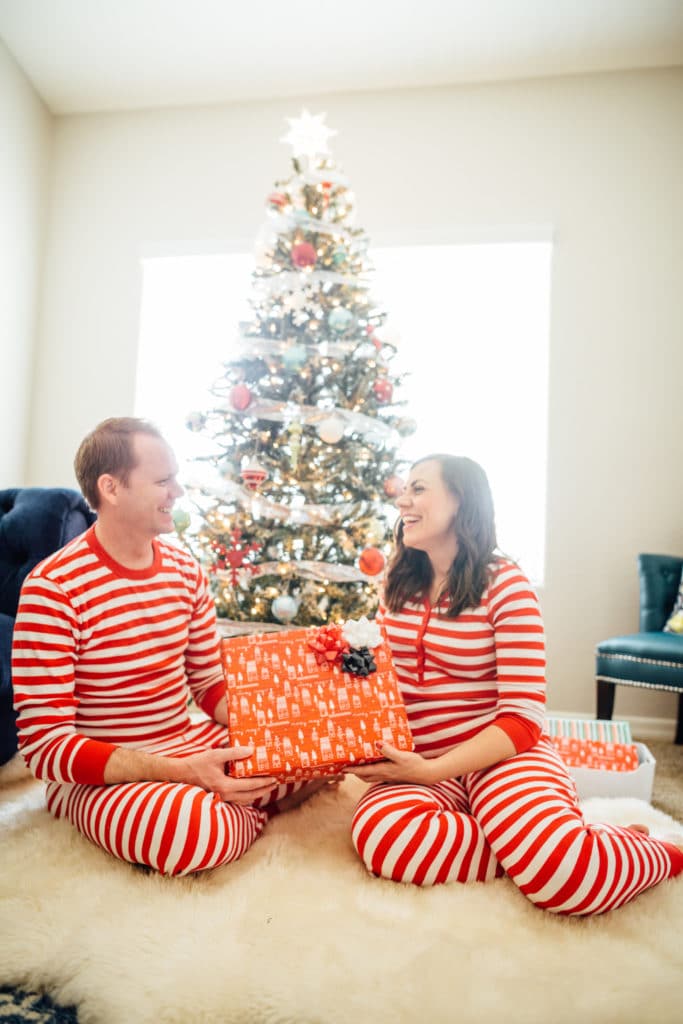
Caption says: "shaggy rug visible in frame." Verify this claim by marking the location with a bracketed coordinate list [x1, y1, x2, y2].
[1, 758, 682, 1024]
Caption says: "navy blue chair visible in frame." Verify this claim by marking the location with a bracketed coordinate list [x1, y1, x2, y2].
[0, 488, 95, 765]
[596, 553, 683, 745]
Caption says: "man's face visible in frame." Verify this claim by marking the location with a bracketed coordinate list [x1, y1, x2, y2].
[112, 434, 184, 538]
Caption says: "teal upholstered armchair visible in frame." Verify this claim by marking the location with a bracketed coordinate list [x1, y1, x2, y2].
[596, 553, 683, 744]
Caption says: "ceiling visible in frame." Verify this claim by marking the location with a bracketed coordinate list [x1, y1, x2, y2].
[1, 0, 682, 116]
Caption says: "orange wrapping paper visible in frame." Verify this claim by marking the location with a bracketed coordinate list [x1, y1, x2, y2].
[221, 627, 413, 782]
[550, 736, 640, 772]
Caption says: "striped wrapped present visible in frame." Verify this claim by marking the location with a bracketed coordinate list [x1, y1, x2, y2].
[545, 717, 639, 773]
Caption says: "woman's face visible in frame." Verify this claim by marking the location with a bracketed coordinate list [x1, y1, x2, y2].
[396, 459, 460, 555]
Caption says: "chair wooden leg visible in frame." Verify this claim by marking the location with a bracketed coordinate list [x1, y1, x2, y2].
[597, 680, 616, 720]
[675, 692, 683, 746]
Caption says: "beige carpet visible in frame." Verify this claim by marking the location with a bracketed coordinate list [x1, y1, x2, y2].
[1, 756, 682, 1024]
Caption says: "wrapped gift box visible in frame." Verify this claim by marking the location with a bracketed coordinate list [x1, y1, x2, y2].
[221, 626, 413, 782]
[566, 743, 655, 802]
[545, 716, 633, 744]
[545, 717, 655, 801]
[549, 736, 640, 772]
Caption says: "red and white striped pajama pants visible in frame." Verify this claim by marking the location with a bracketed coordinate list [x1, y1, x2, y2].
[351, 737, 683, 914]
[44, 720, 296, 876]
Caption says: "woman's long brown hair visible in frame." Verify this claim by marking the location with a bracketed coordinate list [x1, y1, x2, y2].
[384, 454, 500, 618]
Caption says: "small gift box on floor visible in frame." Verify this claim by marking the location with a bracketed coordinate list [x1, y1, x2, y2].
[545, 716, 655, 801]
[546, 716, 639, 771]
[221, 617, 413, 782]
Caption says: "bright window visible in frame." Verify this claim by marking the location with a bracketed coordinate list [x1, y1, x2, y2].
[136, 241, 552, 583]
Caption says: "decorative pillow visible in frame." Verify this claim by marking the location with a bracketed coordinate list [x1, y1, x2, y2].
[664, 568, 683, 633]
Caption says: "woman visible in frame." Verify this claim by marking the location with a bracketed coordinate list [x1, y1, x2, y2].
[347, 454, 683, 914]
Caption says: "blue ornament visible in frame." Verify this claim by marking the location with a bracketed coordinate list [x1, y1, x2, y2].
[185, 411, 206, 432]
[332, 248, 347, 266]
[328, 307, 354, 333]
[282, 344, 307, 371]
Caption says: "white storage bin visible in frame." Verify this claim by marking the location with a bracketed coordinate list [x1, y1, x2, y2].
[569, 743, 655, 802]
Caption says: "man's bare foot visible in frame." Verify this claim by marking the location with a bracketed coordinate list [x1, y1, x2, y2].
[272, 776, 343, 814]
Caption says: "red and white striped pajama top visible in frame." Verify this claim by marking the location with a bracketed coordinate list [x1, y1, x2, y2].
[11, 526, 279, 875]
[351, 559, 683, 912]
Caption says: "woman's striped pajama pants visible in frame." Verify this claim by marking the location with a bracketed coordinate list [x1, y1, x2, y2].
[351, 738, 683, 914]
[44, 721, 297, 876]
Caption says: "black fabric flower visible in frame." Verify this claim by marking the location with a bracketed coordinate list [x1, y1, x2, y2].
[341, 646, 376, 677]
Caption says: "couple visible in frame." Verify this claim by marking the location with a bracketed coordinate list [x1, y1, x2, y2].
[12, 418, 682, 913]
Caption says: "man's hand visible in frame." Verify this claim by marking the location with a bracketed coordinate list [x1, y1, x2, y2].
[183, 745, 278, 804]
[104, 743, 277, 804]
[345, 742, 440, 786]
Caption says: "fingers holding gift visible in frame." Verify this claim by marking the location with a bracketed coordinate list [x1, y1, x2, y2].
[221, 775, 279, 805]
[345, 742, 438, 785]
[183, 746, 277, 803]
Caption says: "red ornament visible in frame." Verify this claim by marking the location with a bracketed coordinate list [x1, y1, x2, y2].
[230, 384, 252, 411]
[291, 242, 317, 269]
[267, 191, 287, 209]
[373, 378, 393, 404]
[240, 457, 267, 491]
[383, 475, 405, 499]
[359, 547, 386, 577]
[211, 529, 261, 586]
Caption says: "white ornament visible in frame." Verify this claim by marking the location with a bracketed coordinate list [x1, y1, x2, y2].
[318, 415, 346, 444]
[342, 616, 382, 650]
[272, 594, 299, 623]
[281, 110, 337, 160]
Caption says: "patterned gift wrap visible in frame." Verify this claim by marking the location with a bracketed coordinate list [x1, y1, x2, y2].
[221, 627, 413, 782]
[545, 717, 639, 772]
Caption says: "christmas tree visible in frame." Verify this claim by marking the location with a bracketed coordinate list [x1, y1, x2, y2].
[181, 110, 415, 628]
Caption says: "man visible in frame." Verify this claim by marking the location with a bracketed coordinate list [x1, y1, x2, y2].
[12, 417, 298, 875]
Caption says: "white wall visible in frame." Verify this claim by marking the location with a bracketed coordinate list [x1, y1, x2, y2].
[0, 38, 51, 485]
[27, 68, 683, 722]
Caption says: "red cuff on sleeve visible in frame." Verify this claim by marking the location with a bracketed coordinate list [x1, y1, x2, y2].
[196, 680, 226, 719]
[72, 739, 119, 785]
[495, 715, 542, 754]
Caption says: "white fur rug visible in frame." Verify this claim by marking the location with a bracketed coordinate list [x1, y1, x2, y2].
[1, 756, 682, 1024]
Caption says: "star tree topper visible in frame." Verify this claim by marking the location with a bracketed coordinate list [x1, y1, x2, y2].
[280, 110, 337, 161]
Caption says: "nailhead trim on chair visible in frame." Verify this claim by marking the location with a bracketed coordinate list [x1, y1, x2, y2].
[596, 674, 683, 694]
[597, 651, 683, 671]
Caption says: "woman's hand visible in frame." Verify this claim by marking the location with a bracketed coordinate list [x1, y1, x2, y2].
[345, 742, 440, 786]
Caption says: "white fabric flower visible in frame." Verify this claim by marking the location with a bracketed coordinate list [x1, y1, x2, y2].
[341, 616, 381, 650]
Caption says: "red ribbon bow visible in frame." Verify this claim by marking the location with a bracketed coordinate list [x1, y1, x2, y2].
[307, 625, 349, 667]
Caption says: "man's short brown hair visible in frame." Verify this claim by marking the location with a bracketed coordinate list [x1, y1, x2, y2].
[74, 417, 165, 510]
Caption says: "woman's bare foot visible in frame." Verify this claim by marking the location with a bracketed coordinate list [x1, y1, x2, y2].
[625, 824, 683, 854]
[626, 823, 650, 836]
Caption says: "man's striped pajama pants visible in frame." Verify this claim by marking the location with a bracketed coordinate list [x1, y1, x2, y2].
[44, 721, 293, 876]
